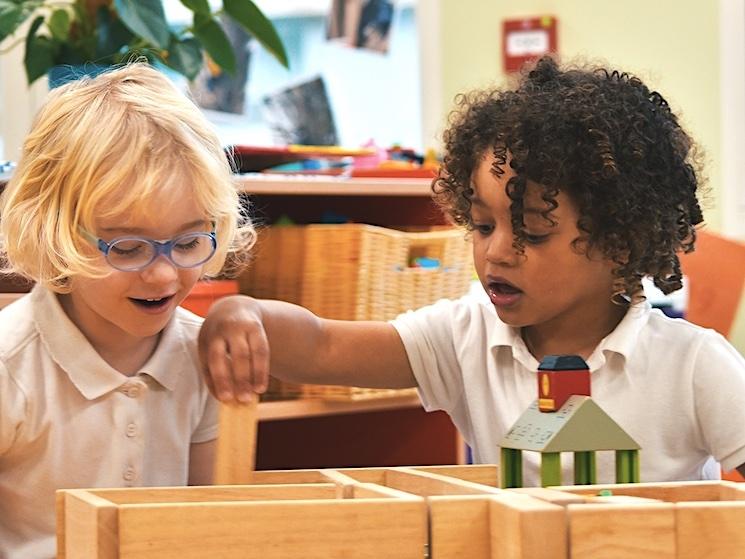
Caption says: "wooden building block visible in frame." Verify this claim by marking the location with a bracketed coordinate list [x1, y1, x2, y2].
[489, 492, 567, 559]
[412, 464, 500, 487]
[429, 496, 492, 559]
[214, 400, 259, 485]
[568, 503, 676, 558]
[676, 501, 745, 559]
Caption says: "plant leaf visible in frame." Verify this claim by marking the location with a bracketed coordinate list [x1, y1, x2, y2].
[0, 0, 40, 43]
[24, 14, 57, 84]
[179, 0, 210, 15]
[192, 12, 235, 75]
[165, 34, 202, 80]
[47, 8, 70, 41]
[222, 0, 288, 68]
[113, 0, 170, 49]
[95, 5, 134, 59]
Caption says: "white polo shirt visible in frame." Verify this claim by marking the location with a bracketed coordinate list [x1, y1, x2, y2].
[0, 286, 218, 559]
[392, 295, 745, 486]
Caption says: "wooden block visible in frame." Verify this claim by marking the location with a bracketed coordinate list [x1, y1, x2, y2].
[89, 484, 338, 504]
[383, 468, 503, 497]
[413, 464, 500, 487]
[676, 501, 745, 559]
[114, 499, 426, 558]
[251, 469, 330, 484]
[554, 481, 724, 503]
[568, 502, 675, 558]
[214, 399, 258, 485]
[717, 480, 745, 501]
[428, 496, 491, 559]
[64, 491, 119, 559]
[511, 487, 588, 506]
[489, 492, 567, 559]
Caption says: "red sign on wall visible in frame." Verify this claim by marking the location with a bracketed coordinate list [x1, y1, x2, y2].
[502, 16, 558, 73]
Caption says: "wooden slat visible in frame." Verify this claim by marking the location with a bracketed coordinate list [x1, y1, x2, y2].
[412, 464, 499, 487]
[554, 481, 724, 502]
[90, 484, 338, 504]
[568, 503, 675, 559]
[384, 468, 502, 497]
[116, 499, 426, 558]
[676, 501, 745, 559]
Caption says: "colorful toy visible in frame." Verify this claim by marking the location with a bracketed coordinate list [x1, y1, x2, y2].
[499, 355, 640, 488]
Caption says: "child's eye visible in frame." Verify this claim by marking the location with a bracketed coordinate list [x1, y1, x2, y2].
[473, 223, 494, 236]
[524, 233, 549, 245]
[174, 237, 202, 252]
[110, 241, 146, 257]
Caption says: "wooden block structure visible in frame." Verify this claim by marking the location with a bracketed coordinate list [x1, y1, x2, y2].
[58, 466, 745, 559]
[501, 355, 641, 488]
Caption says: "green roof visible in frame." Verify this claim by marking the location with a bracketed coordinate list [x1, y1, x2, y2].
[499, 395, 640, 453]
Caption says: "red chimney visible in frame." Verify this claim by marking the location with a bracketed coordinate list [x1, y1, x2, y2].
[537, 355, 591, 412]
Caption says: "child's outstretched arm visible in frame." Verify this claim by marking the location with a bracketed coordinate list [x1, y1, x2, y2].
[198, 295, 416, 402]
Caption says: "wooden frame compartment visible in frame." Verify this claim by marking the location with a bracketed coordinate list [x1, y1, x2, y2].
[59, 483, 426, 558]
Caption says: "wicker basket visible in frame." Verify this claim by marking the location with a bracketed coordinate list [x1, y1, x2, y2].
[240, 223, 473, 400]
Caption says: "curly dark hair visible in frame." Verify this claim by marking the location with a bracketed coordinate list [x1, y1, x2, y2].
[432, 56, 705, 302]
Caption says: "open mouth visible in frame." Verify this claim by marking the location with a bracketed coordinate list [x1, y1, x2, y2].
[129, 295, 174, 309]
[489, 281, 522, 295]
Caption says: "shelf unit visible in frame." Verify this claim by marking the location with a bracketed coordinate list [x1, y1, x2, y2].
[238, 174, 464, 470]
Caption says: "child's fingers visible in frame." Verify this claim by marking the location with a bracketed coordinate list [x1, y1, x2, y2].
[206, 338, 236, 402]
[247, 327, 270, 396]
[224, 331, 256, 402]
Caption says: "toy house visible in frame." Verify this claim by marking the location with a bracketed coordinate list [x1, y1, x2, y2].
[499, 355, 640, 487]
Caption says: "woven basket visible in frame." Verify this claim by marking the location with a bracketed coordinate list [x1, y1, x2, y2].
[240, 224, 473, 400]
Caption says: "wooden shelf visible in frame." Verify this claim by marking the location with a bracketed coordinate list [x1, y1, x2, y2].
[237, 174, 432, 196]
[258, 392, 422, 421]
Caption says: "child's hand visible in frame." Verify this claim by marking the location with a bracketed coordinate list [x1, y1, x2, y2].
[198, 295, 270, 402]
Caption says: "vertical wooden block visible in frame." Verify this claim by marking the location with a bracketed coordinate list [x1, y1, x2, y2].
[489, 492, 567, 559]
[64, 491, 119, 559]
[429, 496, 491, 559]
[214, 399, 259, 485]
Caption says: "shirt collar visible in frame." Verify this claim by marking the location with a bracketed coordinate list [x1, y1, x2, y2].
[486, 300, 652, 372]
[31, 285, 187, 399]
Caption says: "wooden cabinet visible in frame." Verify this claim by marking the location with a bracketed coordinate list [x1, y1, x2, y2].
[237, 174, 465, 469]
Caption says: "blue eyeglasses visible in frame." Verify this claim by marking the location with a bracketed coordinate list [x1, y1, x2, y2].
[79, 226, 217, 272]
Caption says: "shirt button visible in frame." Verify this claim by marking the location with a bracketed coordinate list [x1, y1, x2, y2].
[126, 385, 140, 398]
[126, 423, 137, 438]
[123, 467, 136, 481]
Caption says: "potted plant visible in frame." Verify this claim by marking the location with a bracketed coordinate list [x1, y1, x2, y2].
[0, 0, 288, 85]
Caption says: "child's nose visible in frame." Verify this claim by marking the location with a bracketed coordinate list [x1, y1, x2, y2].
[139, 254, 179, 283]
[485, 228, 519, 265]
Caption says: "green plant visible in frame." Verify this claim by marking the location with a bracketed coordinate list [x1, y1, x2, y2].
[0, 0, 289, 84]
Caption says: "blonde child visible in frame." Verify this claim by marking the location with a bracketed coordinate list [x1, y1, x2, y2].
[0, 63, 253, 558]
[199, 56, 745, 486]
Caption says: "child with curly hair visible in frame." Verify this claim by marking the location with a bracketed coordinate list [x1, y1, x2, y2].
[199, 56, 745, 486]
[0, 63, 254, 558]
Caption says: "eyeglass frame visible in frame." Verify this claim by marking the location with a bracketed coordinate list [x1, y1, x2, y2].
[78, 225, 218, 272]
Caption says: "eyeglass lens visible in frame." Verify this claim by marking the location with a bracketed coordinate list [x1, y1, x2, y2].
[107, 233, 215, 270]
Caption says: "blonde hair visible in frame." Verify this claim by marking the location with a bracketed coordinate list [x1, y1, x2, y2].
[0, 63, 254, 292]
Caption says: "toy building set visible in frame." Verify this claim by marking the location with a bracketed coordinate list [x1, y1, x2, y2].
[57, 356, 745, 558]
